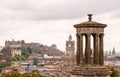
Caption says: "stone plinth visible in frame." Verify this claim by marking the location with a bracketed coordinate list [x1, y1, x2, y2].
[71, 66, 111, 77]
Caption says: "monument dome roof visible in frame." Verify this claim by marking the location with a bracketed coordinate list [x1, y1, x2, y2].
[74, 14, 107, 28]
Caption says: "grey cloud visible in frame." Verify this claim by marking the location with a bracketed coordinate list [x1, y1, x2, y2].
[0, 0, 120, 20]
[0, 0, 119, 51]
[109, 11, 120, 19]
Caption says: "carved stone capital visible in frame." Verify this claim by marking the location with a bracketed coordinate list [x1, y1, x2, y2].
[99, 33, 104, 37]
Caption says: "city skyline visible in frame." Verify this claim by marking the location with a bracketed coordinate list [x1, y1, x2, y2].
[0, 0, 120, 51]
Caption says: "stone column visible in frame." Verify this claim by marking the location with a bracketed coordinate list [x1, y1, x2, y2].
[85, 33, 91, 64]
[79, 34, 83, 64]
[76, 34, 80, 65]
[93, 34, 99, 64]
[99, 34, 104, 65]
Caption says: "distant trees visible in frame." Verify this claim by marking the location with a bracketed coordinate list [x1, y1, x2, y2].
[19, 46, 31, 58]
[0, 63, 4, 72]
[5, 70, 21, 77]
[107, 66, 120, 77]
[1, 47, 12, 58]
[21, 70, 41, 77]
[6, 46, 34, 62]
[29, 70, 41, 77]
[5, 70, 41, 77]
[0, 46, 36, 70]
[0, 62, 11, 73]
[26, 47, 32, 54]
[7, 55, 26, 62]
[33, 58, 38, 65]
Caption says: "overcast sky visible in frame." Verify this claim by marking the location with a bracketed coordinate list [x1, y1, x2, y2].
[0, 0, 120, 52]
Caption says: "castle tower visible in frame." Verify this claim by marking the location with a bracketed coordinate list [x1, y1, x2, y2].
[66, 34, 75, 63]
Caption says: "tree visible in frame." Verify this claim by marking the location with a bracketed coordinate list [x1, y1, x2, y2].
[5, 70, 41, 77]
[5, 70, 21, 77]
[21, 73, 32, 77]
[1, 47, 12, 58]
[33, 58, 38, 65]
[0, 63, 3, 72]
[107, 66, 120, 77]
[49, 75, 55, 77]
[27, 47, 32, 54]
[31, 70, 41, 77]
[20, 46, 30, 58]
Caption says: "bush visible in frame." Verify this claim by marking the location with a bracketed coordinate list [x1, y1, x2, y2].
[107, 66, 120, 77]
[5, 70, 41, 77]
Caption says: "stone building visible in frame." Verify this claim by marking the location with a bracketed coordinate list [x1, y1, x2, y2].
[66, 34, 75, 64]
[5, 39, 25, 48]
[11, 49, 21, 56]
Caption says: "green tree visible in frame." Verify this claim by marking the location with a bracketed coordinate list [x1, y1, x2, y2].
[1, 47, 12, 58]
[5, 70, 21, 77]
[0, 63, 3, 72]
[49, 75, 55, 77]
[107, 66, 120, 77]
[21, 73, 32, 77]
[27, 47, 32, 54]
[6, 55, 26, 62]
[20, 46, 30, 58]
[33, 58, 38, 65]
[31, 70, 41, 77]
[5, 70, 41, 77]
[21, 70, 41, 77]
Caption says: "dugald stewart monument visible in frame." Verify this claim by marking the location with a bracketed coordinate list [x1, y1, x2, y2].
[71, 14, 111, 77]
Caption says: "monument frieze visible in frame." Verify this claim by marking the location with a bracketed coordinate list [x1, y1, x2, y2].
[77, 27, 104, 33]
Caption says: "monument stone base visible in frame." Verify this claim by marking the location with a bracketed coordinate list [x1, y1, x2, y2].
[71, 65, 111, 77]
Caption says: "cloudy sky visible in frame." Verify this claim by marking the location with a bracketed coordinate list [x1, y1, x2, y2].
[0, 0, 120, 52]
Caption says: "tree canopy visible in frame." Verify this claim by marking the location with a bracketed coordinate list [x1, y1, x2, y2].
[5, 70, 41, 77]
[107, 66, 120, 77]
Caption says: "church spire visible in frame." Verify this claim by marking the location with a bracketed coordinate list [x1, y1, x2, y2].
[69, 34, 72, 41]
[112, 47, 115, 55]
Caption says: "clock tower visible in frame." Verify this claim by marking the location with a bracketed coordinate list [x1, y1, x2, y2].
[66, 34, 75, 63]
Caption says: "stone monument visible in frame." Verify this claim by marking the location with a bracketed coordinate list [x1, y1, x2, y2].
[71, 14, 111, 77]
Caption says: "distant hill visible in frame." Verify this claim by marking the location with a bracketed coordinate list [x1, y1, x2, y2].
[5, 39, 64, 57]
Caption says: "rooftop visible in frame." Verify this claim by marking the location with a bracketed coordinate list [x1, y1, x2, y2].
[74, 14, 107, 28]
